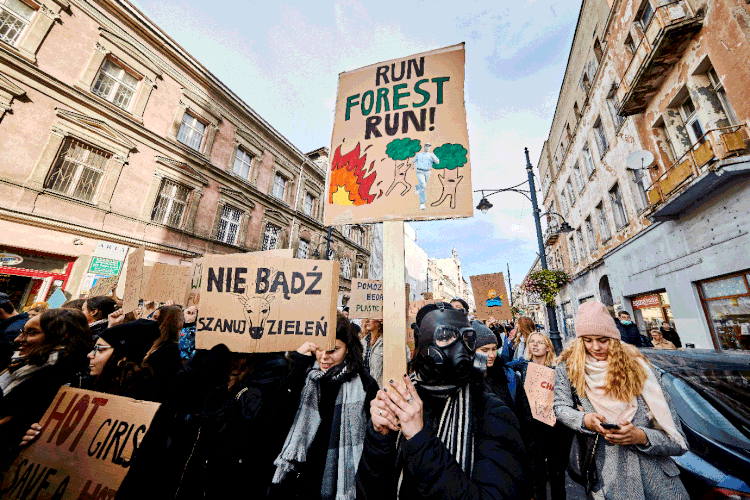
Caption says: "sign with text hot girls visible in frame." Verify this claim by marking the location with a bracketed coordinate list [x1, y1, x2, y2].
[196, 253, 339, 353]
[0, 387, 161, 500]
[326, 43, 472, 224]
[349, 279, 383, 320]
[470, 272, 512, 321]
[524, 362, 556, 426]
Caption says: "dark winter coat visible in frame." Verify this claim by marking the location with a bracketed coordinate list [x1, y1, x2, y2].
[0, 312, 28, 371]
[89, 319, 109, 341]
[356, 384, 526, 500]
[144, 342, 182, 402]
[615, 319, 643, 347]
[116, 346, 290, 500]
[269, 353, 379, 500]
[660, 327, 682, 348]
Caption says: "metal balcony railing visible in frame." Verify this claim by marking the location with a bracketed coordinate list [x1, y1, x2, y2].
[646, 124, 749, 207]
[617, 0, 702, 115]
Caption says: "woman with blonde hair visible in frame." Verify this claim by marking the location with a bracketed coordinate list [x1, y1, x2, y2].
[554, 301, 688, 499]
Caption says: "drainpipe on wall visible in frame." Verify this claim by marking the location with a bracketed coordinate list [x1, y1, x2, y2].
[289, 159, 307, 252]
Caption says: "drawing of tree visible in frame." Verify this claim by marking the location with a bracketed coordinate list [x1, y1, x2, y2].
[431, 143, 468, 209]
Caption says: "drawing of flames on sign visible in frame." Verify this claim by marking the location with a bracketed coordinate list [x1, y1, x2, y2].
[329, 142, 377, 206]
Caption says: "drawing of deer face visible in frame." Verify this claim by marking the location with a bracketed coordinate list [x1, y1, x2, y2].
[237, 295, 275, 339]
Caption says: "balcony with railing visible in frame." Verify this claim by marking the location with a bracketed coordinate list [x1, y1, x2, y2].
[645, 124, 750, 220]
[617, 0, 704, 116]
[544, 224, 561, 246]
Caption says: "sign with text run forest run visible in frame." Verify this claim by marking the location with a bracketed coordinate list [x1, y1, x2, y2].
[325, 43, 473, 224]
[196, 253, 339, 353]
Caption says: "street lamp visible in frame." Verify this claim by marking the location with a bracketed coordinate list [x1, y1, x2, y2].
[474, 147, 570, 354]
[311, 226, 335, 260]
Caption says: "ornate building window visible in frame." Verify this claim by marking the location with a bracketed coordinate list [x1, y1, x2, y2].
[45, 138, 110, 202]
[151, 179, 190, 228]
[177, 112, 207, 151]
[0, 0, 34, 46]
[91, 59, 139, 111]
[273, 173, 287, 200]
[216, 205, 242, 245]
[262, 223, 281, 250]
[341, 257, 351, 279]
[233, 147, 254, 180]
[297, 239, 309, 259]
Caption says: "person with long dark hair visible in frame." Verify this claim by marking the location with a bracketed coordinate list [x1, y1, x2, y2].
[82, 295, 117, 340]
[0, 309, 91, 458]
[145, 305, 184, 400]
[357, 303, 525, 499]
[269, 313, 378, 500]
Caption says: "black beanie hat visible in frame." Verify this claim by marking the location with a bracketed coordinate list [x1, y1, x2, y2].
[99, 319, 159, 363]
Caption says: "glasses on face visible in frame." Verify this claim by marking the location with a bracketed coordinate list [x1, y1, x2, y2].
[529, 340, 547, 346]
[18, 328, 43, 340]
[91, 345, 112, 354]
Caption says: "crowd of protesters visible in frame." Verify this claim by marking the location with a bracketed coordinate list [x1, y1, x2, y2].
[0, 287, 690, 500]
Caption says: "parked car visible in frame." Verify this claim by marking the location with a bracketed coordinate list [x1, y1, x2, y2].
[642, 349, 750, 500]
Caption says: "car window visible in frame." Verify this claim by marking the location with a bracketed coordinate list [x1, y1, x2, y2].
[663, 371, 750, 448]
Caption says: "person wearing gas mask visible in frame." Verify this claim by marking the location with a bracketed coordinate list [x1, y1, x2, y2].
[356, 303, 526, 499]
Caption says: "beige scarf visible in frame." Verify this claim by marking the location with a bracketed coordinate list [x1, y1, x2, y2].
[584, 355, 686, 448]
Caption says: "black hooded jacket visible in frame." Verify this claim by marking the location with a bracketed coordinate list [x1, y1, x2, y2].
[356, 384, 525, 500]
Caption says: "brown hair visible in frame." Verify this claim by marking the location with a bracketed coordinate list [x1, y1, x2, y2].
[61, 299, 85, 311]
[514, 316, 536, 347]
[29, 309, 93, 370]
[145, 305, 183, 359]
[560, 337, 648, 402]
[85, 296, 117, 321]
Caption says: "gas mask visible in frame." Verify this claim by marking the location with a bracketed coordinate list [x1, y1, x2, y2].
[413, 303, 486, 385]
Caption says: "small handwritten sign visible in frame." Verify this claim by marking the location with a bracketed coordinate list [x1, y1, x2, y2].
[523, 362, 556, 426]
[349, 279, 383, 320]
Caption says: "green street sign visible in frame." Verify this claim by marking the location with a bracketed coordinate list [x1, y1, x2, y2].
[88, 257, 122, 276]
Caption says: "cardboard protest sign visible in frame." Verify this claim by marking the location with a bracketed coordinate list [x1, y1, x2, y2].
[196, 253, 339, 353]
[470, 272, 512, 321]
[142, 263, 192, 304]
[349, 279, 383, 320]
[121, 246, 145, 313]
[0, 386, 160, 500]
[185, 258, 203, 308]
[47, 288, 67, 309]
[523, 362, 556, 426]
[326, 43, 472, 225]
[88, 275, 119, 297]
[407, 299, 439, 327]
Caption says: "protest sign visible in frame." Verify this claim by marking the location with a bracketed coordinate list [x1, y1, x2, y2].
[122, 246, 145, 313]
[523, 362, 556, 426]
[88, 275, 119, 297]
[470, 272, 512, 321]
[185, 258, 203, 308]
[196, 253, 339, 353]
[349, 279, 383, 320]
[47, 288, 67, 309]
[326, 43, 472, 225]
[0, 386, 160, 500]
[142, 263, 192, 304]
[407, 299, 439, 327]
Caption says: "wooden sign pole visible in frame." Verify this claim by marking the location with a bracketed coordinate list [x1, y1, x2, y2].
[383, 220, 408, 385]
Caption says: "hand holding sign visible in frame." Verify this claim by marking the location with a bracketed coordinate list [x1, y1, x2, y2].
[523, 362, 556, 426]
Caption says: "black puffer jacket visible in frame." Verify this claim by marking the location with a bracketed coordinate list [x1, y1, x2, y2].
[356, 384, 525, 500]
[615, 319, 643, 347]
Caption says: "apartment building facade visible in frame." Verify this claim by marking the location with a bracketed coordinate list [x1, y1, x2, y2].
[0, 0, 370, 309]
[538, 0, 750, 350]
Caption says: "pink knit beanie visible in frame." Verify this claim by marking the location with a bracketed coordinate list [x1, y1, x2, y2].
[575, 301, 621, 340]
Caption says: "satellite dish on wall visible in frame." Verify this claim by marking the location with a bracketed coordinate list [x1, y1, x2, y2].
[625, 150, 655, 170]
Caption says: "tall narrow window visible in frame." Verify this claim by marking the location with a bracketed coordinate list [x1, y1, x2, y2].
[573, 102, 581, 122]
[272, 173, 287, 200]
[594, 117, 609, 156]
[341, 257, 351, 279]
[343, 225, 351, 238]
[566, 179, 576, 206]
[582, 143, 595, 176]
[262, 223, 281, 250]
[609, 183, 629, 229]
[607, 92, 625, 129]
[593, 38, 604, 64]
[177, 112, 207, 151]
[573, 163, 585, 193]
[582, 73, 591, 95]
[631, 169, 649, 211]
[233, 147, 254, 180]
[569, 236, 578, 265]
[707, 67, 738, 126]
[151, 179, 191, 228]
[679, 94, 703, 144]
[637, 1, 654, 29]
[577, 229, 587, 260]
[585, 216, 598, 251]
[625, 34, 636, 55]
[304, 193, 315, 216]
[91, 59, 139, 111]
[297, 239, 309, 259]
[45, 138, 110, 203]
[596, 202, 611, 242]
[356, 262, 364, 278]
[216, 205, 242, 245]
[0, 0, 34, 46]
[560, 188, 570, 215]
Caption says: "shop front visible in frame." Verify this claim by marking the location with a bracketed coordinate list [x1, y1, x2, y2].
[631, 291, 673, 338]
[0, 246, 75, 311]
[697, 271, 750, 351]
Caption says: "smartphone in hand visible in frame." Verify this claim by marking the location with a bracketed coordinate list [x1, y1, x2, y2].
[601, 422, 621, 430]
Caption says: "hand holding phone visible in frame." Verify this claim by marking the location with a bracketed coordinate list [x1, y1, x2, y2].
[601, 422, 621, 430]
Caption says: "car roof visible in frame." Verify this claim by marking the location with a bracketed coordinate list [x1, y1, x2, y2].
[642, 349, 750, 373]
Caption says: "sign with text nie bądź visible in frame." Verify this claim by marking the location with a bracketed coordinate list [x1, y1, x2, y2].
[196, 253, 339, 353]
[325, 43, 472, 225]
[0, 386, 161, 500]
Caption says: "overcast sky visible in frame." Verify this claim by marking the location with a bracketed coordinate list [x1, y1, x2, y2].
[132, 0, 580, 286]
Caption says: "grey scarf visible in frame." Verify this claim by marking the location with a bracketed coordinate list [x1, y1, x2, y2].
[0, 350, 61, 396]
[273, 361, 367, 500]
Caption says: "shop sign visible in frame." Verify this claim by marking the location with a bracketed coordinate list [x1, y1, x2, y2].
[92, 241, 130, 261]
[632, 294, 661, 310]
[0, 253, 24, 266]
[88, 257, 122, 276]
